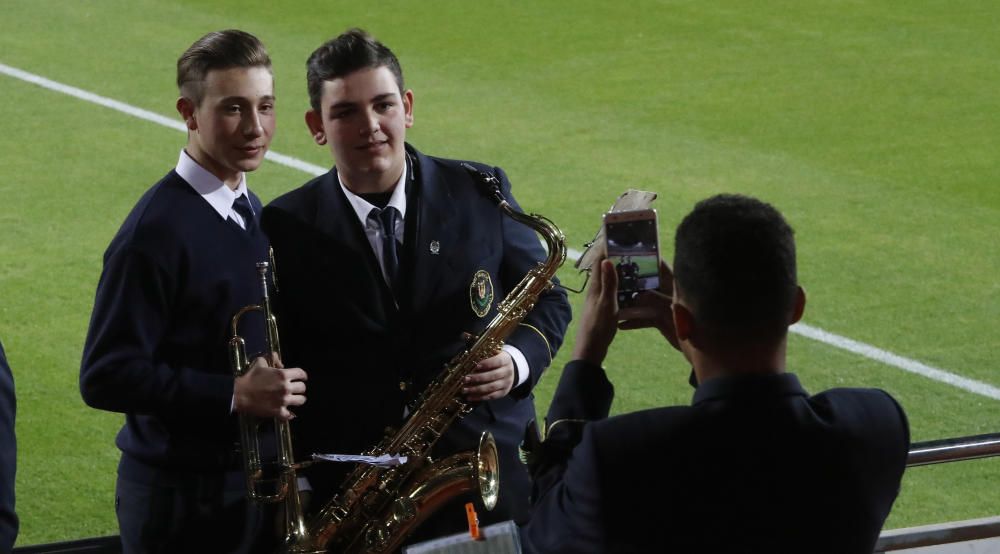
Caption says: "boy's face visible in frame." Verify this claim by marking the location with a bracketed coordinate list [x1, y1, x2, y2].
[306, 65, 414, 193]
[178, 66, 275, 188]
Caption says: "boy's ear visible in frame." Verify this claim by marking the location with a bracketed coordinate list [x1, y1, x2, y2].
[403, 89, 414, 128]
[176, 97, 197, 131]
[305, 110, 326, 145]
[673, 302, 693, 342]
[790, 285, 806, 325]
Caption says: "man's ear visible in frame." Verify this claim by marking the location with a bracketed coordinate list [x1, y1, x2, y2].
[176, 97, 197, 131]
[403, 89, 414, 128]
[305, 110, 326, 145]
[790, 285, 806, 325]
[673, 302, 694, 342]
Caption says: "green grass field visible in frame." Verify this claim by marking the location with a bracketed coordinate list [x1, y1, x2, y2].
[1, 0, 998, 547]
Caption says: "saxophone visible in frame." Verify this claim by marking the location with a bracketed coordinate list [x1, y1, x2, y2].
[289, 163, 567, 553]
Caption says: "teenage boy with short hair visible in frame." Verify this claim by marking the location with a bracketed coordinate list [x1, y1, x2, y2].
[81, 29, 306, 553]
[262, 28, 571, 542]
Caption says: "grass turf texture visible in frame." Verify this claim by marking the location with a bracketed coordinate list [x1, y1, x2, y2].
[1, 0, 998, 546]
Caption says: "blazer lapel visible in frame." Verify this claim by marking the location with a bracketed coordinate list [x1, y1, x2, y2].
[313, 168, 398, 318]
[313, 169, 367, 250]
[403, 149, 457, 316]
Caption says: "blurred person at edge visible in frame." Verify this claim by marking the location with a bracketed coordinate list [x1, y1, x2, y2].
[0, 339, 17, 552]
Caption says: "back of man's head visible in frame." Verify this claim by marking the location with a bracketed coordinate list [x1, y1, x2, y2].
[673, 194, 797, 345]
[176, 29, 271, 107]
[306, 28, 405, 113]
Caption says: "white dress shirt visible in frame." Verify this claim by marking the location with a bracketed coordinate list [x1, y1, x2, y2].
[176, 149, 254, 229]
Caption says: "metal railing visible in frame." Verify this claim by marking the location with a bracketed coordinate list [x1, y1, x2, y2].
[875, 432, 1000, 552]
[907, 433, 1000, 467]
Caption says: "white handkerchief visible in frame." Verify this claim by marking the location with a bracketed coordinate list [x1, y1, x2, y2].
[311, 453, 409, 468]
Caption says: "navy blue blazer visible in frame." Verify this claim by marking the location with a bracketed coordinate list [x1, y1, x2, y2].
[521, 362, 909, 553]
[261, 145, 571, 526]
[0, 340, 17, 552]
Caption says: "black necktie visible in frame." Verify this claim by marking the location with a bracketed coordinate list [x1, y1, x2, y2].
[372, 206, 400, 290]
[232, 194, 256, 233]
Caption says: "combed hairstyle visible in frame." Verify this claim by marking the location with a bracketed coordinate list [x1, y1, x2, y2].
[673, 194, 798, 343]
[306, 28, 404, 113]
[176, 29, 272, 106]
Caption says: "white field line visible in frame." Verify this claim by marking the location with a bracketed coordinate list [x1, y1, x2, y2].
[4, 61, 995, 401]
[791, 324, 1000, 400]
[0, 62, 329, 177]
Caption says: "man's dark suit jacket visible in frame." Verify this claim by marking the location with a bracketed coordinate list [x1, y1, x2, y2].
[0, 340, 17, 552]
[260, 145, 571, 527]
[521, 361, 910, 553]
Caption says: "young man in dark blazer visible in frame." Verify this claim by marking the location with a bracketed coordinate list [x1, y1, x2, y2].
[80, 30, 306, 553]
[261, 29, 571, 540]
[521, 194, 910, 553]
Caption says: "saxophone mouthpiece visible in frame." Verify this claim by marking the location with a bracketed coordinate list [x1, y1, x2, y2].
[461, 162, 505, 205]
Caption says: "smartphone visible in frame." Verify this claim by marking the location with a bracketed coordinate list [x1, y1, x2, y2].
[604, 209, 660, 307]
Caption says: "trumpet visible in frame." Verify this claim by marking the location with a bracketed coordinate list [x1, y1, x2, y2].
[229, 260, 319, 552]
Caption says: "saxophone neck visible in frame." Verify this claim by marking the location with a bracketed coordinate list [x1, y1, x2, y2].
[502, 204, 566, 276]
[460, 162, 567, 275]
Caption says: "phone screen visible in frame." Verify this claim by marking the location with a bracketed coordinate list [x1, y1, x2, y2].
[605, 212, 660, 306]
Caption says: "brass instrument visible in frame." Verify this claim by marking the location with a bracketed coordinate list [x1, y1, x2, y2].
[230, 260, 321, 553]
[292, 163, 568, 553]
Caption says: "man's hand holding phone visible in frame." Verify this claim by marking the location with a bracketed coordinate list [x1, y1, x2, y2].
[617, 260, 681, 352]
[571, 259, 621, 366]
[572, 207, 680, 365]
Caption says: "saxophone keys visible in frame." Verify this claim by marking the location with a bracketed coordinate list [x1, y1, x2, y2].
[392, 498, 417, 522]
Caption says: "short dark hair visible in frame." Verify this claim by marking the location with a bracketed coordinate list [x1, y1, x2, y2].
[177, 29, 272, 106]
[306, 28, 404, 113]
[673, 194, 798, 343]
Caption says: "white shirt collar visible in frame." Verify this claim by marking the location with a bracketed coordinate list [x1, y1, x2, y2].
[176, 149, 250, 222]
[338, 165, 408, 227]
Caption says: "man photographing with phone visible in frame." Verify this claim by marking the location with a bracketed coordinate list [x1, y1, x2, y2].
[520, 194, 909, 553]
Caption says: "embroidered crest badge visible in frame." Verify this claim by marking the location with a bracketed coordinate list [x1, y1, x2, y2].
[469, 270, 494, 318]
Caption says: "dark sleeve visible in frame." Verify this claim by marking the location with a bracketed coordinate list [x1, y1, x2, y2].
[521, 424, 606, 554]
[546, 360, 614, 424]
[493, 166, 572, 395]
[523, 360, 612, 511]
[878, 389, 910, 494]
[79, 245, 233, 418]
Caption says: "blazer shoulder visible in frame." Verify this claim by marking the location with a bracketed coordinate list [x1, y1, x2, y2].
[263, 171, 332, 224]
[813, 387, 907, 418]
[414, 148, 513, 195]
[811, 386, 910, 450]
